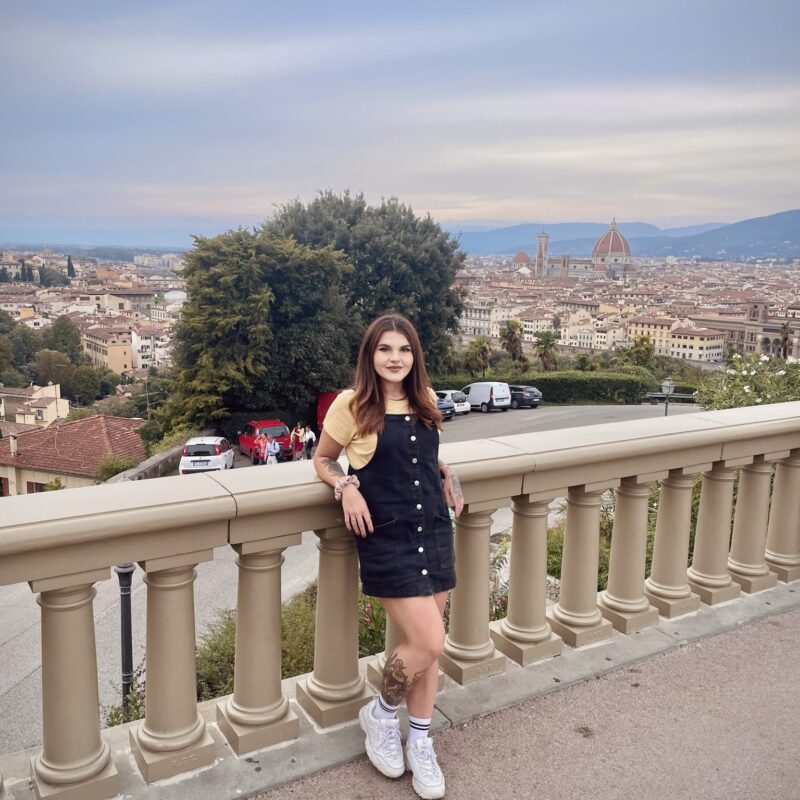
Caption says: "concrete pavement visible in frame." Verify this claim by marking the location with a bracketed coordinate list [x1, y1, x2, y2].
[254, 596, 800, 800]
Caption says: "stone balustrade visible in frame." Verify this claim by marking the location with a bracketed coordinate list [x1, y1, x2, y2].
[1, 402, 800, 799]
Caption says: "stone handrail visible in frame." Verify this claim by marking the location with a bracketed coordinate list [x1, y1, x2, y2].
[1, 402, 799, 799]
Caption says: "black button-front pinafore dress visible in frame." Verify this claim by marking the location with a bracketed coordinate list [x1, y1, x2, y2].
[349, 413, 456, 598]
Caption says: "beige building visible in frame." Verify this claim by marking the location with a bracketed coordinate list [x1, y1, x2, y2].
[82, 328, 133, 373]
[0, 384, 69, 427]
[626, 316, 678, 355]
[669, 327, 725, 361]
[0, 414, 145, 496]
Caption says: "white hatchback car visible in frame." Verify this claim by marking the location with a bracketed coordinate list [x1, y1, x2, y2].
[179, 436, 235, 474]
[436, 389, 470, 415]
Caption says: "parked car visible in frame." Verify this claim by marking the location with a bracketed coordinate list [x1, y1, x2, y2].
[179, 436, 235, 474]
[460, 382, 511, 413]
[436, 394, 456, 421]
[238, 419, 293, 463]
[436, 389, 470, 415]
[509, 385, 543, 409]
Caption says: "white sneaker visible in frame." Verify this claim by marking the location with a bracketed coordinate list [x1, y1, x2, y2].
[358, 699, 405, 778]
[405, 737, 445, 799]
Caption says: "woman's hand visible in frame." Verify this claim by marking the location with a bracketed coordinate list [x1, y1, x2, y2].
[442, 470, 464, 518]
[341, 485, 374, 537]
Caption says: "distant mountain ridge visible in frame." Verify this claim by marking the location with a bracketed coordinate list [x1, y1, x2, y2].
[457, 210, 800, 259]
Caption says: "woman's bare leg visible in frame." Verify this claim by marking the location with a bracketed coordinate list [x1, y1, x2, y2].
[404, 591, 448, 718]
[379, 591, 448, 718]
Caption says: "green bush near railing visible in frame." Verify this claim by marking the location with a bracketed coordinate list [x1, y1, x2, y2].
[431, 370, 655, 404]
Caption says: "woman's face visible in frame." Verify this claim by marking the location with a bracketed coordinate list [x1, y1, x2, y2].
[373, 330, 413, 391]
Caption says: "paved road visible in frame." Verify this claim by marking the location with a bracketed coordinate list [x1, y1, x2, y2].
[0, 403, 699, 753]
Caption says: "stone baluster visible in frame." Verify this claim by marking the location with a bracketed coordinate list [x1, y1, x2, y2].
[30, 570, 119, 800]
[644, 469, 702, 617]
[130, 558, 215, 782]
[546, 487, 613, 647]
[599, 478, 659, 633]
[490, 497, 562, 665]
[728, 458, 779, 593]
[440, 506, 506, 684]
[686, 462, 741, 605]
[296, 527, 371, 726]
[765, 452, 800, 582]
[217, 539, 301, 755]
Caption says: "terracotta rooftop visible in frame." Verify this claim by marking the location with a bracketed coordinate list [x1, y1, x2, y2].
[0, 415, 146, 477]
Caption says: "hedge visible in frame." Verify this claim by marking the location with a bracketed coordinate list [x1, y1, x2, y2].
[431, 370, 655, 405]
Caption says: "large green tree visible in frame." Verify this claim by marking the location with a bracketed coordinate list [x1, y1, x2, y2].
[9, 325, 43, 368]
[42, 316, 83, 363]
[162, 229, 358, 429]
[0, 336, 13, 373]
[35, 349, 73, 386]
[265, 191, 465, 372]
[66, 365, 102, 404]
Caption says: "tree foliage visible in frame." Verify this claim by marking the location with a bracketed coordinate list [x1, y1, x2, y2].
[464, 336, 492, 377]
[499, 320, 524, 362]
[533, 331, 559, 371]
[162, 229, 359, 429]
[264, 191, 465, 373]
[625, 334, 655, 369]
[42, 316, 83, 363]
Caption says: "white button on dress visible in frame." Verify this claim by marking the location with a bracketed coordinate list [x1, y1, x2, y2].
[404, 415, 411, 421]
[418, 546, 424, 553]
[416, 503, 422, 510]
[412, 457, 418, 464]
[410, 435, 416, 442]
[417, 526, 423, 532]
[414, 480, 420, 486]
[421, 569, 428, 576]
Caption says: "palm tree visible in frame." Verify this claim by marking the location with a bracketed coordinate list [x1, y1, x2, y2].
[465, 336, 493, 377]
[533, 331, 559, 371]
[499, 320, 524, 362]
[626, 334, 655, 368]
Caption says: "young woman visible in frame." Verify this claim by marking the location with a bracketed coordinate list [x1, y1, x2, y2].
[314, 314, 463, 800]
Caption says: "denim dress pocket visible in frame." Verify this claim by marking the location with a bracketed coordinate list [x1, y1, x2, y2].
[433, 513, 455, 571]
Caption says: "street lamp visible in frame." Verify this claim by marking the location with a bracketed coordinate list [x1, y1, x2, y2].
[114, 563, 135, 713]
[662, 377, 675, 417]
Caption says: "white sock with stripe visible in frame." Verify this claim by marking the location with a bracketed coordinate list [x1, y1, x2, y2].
[407, 714, 431, 744]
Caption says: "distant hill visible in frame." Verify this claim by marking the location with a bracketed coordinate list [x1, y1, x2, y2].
[467, 210, 798, 259]
[456, 222, 663, 254]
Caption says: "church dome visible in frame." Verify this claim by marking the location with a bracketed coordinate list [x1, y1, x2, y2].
[592, 218, 630, 258]
[512, 251, 531, 264]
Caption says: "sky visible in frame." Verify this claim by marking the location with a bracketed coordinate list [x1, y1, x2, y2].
[2, 0, 799, 247]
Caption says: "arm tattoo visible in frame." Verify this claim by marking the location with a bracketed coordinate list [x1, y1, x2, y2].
[319, 457, 346, 483]
[380, 652, 426, 707]
[449, 472, 463, 503]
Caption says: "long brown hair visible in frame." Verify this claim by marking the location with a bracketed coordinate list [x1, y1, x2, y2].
[350, 314, 441, 436]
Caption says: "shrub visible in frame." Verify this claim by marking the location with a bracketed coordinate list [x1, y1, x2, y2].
[96, 456, 138, 482]
[431, 370, 652, 405]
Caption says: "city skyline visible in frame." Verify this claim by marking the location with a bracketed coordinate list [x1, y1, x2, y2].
[2, 0, 799, 247]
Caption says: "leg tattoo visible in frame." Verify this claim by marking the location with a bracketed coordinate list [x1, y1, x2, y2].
[381, 652, 425, 707]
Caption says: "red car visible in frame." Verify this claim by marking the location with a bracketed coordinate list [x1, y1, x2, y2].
[238, 419, 292, 463]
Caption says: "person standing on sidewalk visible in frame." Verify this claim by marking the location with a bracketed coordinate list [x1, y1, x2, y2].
[303, 425, 316, 460]
[314, 313, 463, 800]
[291, 422, 306, 460]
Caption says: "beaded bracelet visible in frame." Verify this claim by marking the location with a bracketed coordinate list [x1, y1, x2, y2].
[334, 474, 360, 501]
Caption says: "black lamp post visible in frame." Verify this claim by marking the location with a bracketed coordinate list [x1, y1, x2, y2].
[114, 563, 135, 711]
[662, 377, 675, 417]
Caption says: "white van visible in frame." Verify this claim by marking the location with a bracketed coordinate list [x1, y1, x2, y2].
[460, 382, 511, 413]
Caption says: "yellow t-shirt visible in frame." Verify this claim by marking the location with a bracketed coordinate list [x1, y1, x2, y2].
[323, 388, 439, 469]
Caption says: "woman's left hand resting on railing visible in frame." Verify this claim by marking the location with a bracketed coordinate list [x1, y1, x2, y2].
[314, 429, 375, 536]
